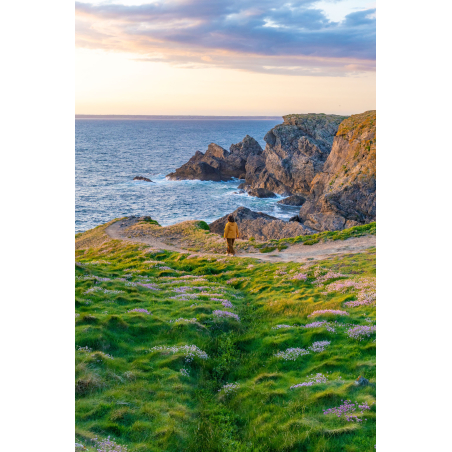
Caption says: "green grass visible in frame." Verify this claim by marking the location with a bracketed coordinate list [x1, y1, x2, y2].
[75, 224, 376, 452]
[140, 217, 161, 226]
[246, 222, 376, 252]
[197, 221, 210, 231]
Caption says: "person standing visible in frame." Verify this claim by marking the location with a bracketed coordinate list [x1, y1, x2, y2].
[224, 215, 239, 256]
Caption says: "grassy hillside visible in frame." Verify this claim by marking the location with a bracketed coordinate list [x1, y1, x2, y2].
[115, 218, 375, 255]
[75, 223, 376, 452]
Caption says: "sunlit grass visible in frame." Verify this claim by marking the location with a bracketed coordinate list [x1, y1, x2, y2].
[75, 222, 376, 452]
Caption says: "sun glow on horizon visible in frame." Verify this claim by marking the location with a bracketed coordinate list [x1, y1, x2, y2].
[75, 0, 375, 115]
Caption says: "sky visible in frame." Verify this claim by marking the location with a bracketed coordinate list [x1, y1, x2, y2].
[75, 0, 376, 116]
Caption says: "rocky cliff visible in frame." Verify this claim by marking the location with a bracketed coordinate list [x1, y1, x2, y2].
[298, 110, 376, 231]
[245, 113, 348, 195]
[166, 135, 263, 181]
[168, 110, 376, 235]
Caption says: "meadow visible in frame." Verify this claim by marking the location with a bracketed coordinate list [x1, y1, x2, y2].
[75, 222, 376, 452]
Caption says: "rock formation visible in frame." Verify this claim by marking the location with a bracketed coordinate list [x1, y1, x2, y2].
[245, 188, 276, 198]
[170, 110, 376, 234]
[133, 176, 154, 182]
[166, 135, 263, 181]
[277, 195, 306, 206]
[209, 207, 315, 241]
[298, 110, 376, 231]
[245, 114, 348, 195]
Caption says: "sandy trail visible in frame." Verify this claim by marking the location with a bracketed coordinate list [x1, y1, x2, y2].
[105, 218, 375, 263]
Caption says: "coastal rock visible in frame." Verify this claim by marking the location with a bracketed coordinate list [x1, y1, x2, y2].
[209, 207, 316, 241]
[246, 188, 277, 198]
[245, 114, 347, 195]
[354, 376, 370, 386]
[289, 215, 301, 222]
[299, 111, 376, 231]
[303, 212, 346, 232]
[166, 135, 263, 181]
[133, 176, 154, 182]
[277, 195, 306, 206]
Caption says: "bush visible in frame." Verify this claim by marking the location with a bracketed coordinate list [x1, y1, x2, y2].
[197, 221, 210, 231]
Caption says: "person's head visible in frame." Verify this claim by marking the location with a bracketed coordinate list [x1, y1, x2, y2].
[228, 215, 235, 223]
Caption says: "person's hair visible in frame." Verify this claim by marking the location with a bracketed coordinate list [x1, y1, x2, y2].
[228, 215, 235, 223]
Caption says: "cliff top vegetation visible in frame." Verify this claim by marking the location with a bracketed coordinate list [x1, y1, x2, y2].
[75, 219, 376, 451]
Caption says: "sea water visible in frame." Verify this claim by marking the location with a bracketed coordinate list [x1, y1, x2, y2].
[75, 119, 300, 233]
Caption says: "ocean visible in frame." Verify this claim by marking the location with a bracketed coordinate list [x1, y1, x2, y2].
[75, 118, 301, 233]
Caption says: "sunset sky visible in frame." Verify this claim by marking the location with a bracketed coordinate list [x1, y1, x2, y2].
[75, 0, 376, 115]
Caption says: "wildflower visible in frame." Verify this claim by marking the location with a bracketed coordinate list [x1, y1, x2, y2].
[323, 400, 372, 422]
[275, 270, 288, 276]
[290, 373, 328, 389]
[346, 325, 376, 340]
[219, 382, 240, 394]
[344, 299, 375, 307]
[76, 346, 92, 353]
[180, 368, 190, 377]
[221, 300, 234, 308]
[272, 324, 294, 330]
[308, 309, 349, 317]
[170, 293, 198, 300]
[303, 320, 336, 333]
[128, 308, 151, 315]
[169, 318, 197, 324]
[313, 268, 347, 285]
[291, 273, 308, 281]
[138, 283, 160, 291]
[309, 340, 331, 353]
[274, 348, 310, 361]
[149, 344, 208, 362]
[92, 436, 128, 452]
[212, 310, 240, 321]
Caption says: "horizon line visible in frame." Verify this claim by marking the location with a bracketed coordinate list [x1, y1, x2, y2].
[75, 114, 283, 120]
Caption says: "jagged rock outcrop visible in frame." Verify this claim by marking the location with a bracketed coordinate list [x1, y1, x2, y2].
[246, 188, 276, 198]
[277, 195, 306, 206]
[299, 110, 376, 231]
[245, 114, 348, 195]
[133, 176, 154, 182]
[166, 135, 263, 181]
[209, 207, 315, 241]
[168, 110, 376, 234]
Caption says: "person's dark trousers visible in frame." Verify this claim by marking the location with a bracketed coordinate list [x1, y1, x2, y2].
[227, 238, 235, 255]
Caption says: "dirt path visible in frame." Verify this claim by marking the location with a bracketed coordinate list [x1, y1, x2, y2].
[105, 219, 375, 263]
[106, 218, 186, 253]
[239, 235, 375, 262]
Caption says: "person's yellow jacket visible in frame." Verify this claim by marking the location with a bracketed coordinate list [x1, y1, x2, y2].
[224, 222, 239, 239]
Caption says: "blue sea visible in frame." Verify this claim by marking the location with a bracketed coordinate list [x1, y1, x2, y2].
[75, 119, 300, 233]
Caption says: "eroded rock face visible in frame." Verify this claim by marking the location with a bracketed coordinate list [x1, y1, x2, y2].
[299, 110, 376, 231]
[245, 114, 348, 195]
[209, 207, 315, 241]
[166, 135, 263, 181]
[277, 195, 306, 206]
[246, 188, 276, 198]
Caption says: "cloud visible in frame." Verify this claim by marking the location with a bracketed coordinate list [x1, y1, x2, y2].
[75, 0, 376, 76]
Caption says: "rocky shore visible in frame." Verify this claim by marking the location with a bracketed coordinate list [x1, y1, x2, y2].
[166, 135, 263, 181]
[209, 207, 316, 241]
[168, 110, 376, 234]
